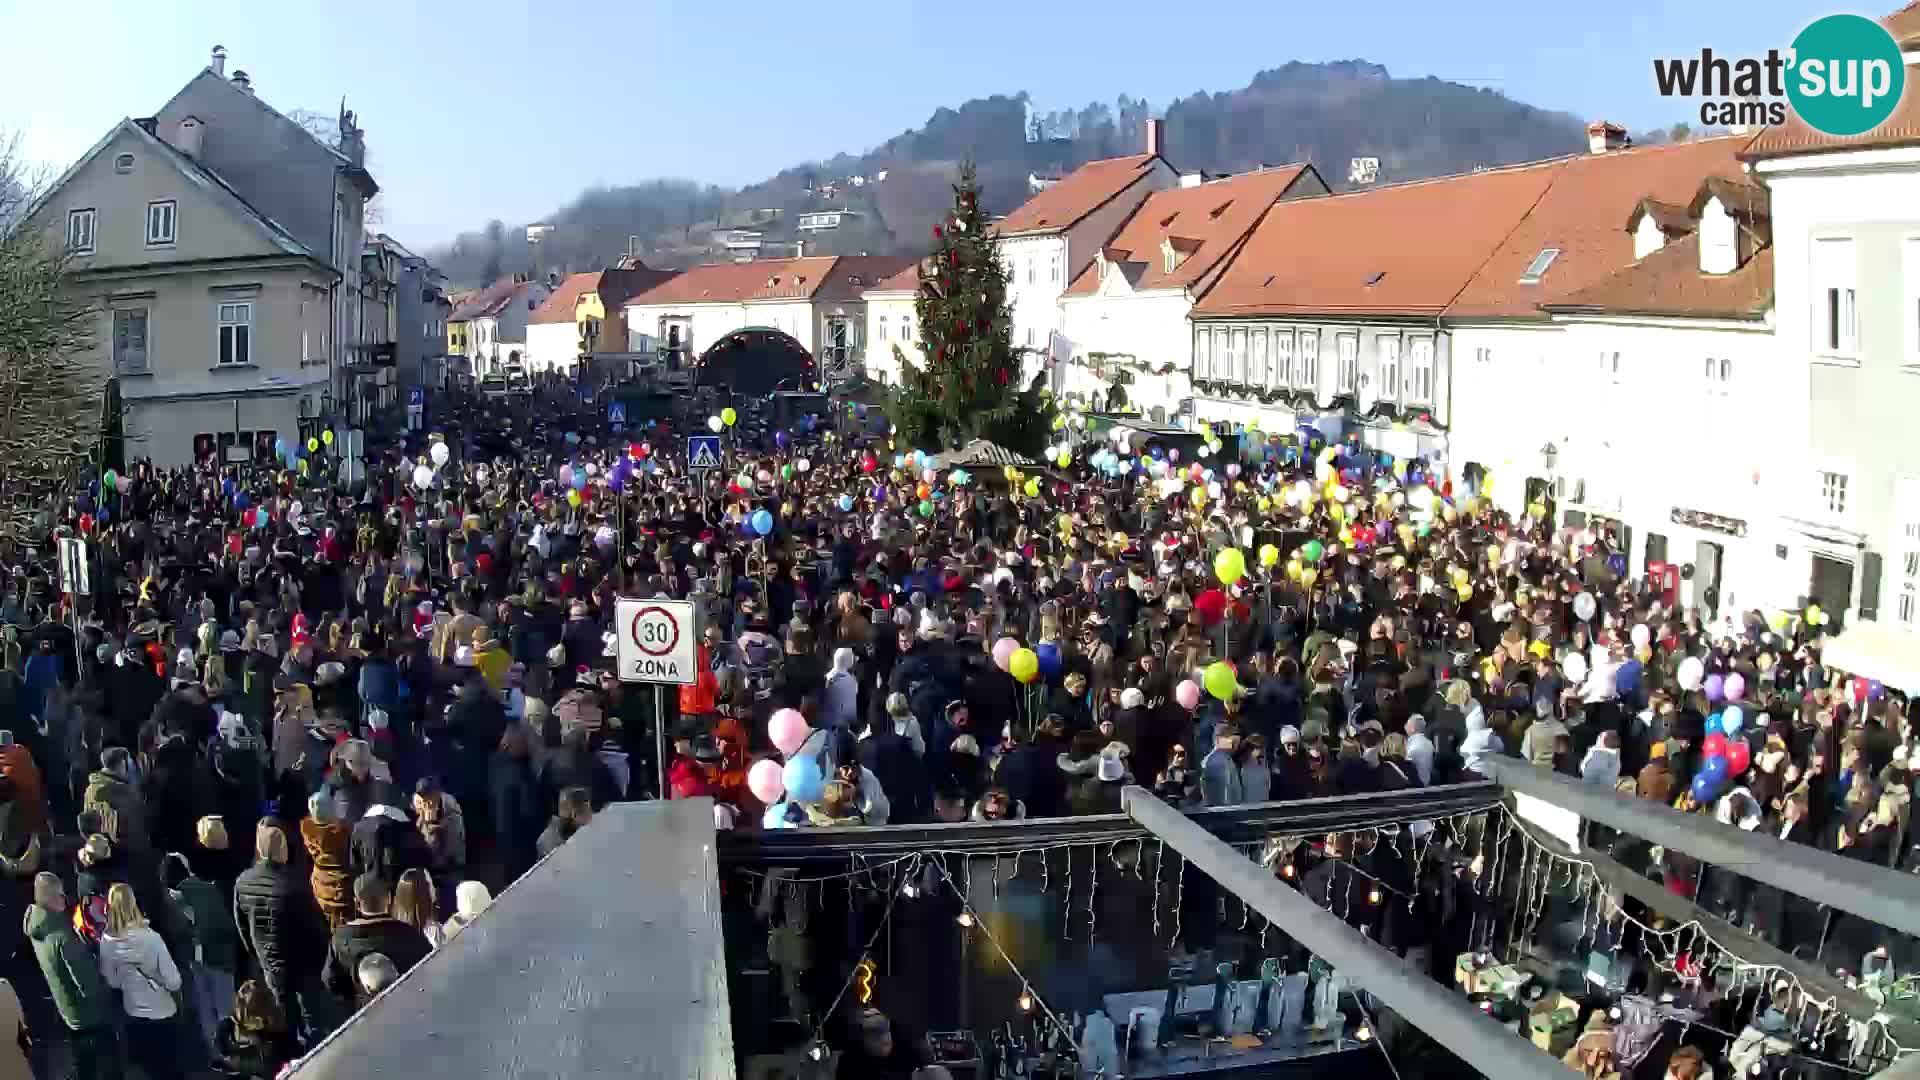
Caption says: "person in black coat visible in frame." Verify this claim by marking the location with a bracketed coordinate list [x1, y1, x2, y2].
[996, 719, 1066, 821]
[348, 805, 430, 890]
[488, 725, 545, 884]
[109, 646, 167, 751]
[233, 825, 328, 1030]
[537, 728, 620, 814]
[140, 730, 213, 857]
[320, 873, 430, 1008]
[857, 716, 928, 825]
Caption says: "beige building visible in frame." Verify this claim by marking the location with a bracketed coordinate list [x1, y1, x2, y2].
[27, 116, 334, 467]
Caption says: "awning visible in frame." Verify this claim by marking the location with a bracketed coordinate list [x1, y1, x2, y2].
[929, 438, 1038, 470]
[1820, 622, 1920, 695]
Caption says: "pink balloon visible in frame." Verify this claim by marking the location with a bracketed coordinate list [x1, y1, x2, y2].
[1723, 672, 1746, 702]
[1175, 679, 1202, 711]
[747, 758, 786, 804]
[992, 636, 1020, 672]
[769, 708, 811, 756]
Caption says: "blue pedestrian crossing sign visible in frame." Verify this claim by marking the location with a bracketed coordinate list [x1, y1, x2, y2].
[687, 435, 723, 470]
[407, 385, 424, 408]
[607, 401, 627, 425]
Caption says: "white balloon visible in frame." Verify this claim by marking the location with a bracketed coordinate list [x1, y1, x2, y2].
[1631, 623, 1651, 648]
[1677, 655, 1705, 691]
[797, 458, 811, 473]
[584, 463, 598, 477]
[1562, 651, 1589, 684]
[429, 441, 450, 467]
[708, 416, 724, 433]
[413, 465, 434, 490]
[1573, 592, 1597, 622]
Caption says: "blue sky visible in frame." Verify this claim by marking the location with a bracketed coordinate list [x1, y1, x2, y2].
[0, 0, 1829, 250]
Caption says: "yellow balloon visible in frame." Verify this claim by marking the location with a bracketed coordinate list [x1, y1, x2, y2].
[1299, 568, 1319, 588]
[1528, 501, 1547, 519]
[1457, 585, 1472, 601]
[1258, 543, 1280, 567]
[1398, 524, 1415, 547]
[1487, 543, 1502, 564]
[1056, 452, 1071, 468]
[1286, 561, 1303, 581]
[1214, 548, 1246, 586]
[1245, 418, 1261, 433]
[321, 429, 334, 446]
[1390, 554, 1407, 569]
[1023, 478, 1040, 497]
[1328, 502, 1345, 522]
[721, 407, 738, 426]
[567, 489, 582, 507]
[1451, 567, 1470, 586]
[1256, 496, 1271, 513]
[1112, 532, 1129, 549]
[306, 438, 319, 453]
[1009, 647, 1040, 684]
[1004, 465, 1019, 482]
[1192, 485, 1208, 505]
[296, 459, 308, 475]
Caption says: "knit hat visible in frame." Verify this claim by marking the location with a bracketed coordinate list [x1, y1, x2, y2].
[1120, 687, 1145, 710]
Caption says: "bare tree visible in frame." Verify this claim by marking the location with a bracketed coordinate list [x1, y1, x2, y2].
[289, 108, 383, 227]
[0, 131, 100, 540]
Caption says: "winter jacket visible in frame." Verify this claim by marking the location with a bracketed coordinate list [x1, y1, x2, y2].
[535, 816, 580, 858]
[83, 769, 148, 850]
[350, 808, 430, 888]
[172, 875, 238, 973]
[1580, 745, 1622, 788]
[419, 794, 468, 878]
[1521, 717, 1568, 768]
[25, 905, 110, 1031]
[300, 818, 355, 930]
[233, 859, 327, 985]
[141, 735, 213, 856]
[322, 916, 430, 1004]
[858, 729, 929, 824]
[98, 925, 181, 1019]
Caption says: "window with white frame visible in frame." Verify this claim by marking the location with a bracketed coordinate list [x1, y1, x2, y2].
[1474, 346, 1493, 365]
[1599, 351, 1620, 383]
[111, 309, 148, 373]
[1026, 258, 1034, 284]
[1222, 328, 1240, 383]
[145, 200, 176, 246]
[1376, 334, 1402, 399]
[66, 209, 95, 254]
[1906, 238, 1920, 367]
[901, 316, 913, 342]
[1250, 329, 1268, 388]
[1812, 237, 1857, 356]
[1704, 356, 1732, 396]
[1196, 328, 1214, 378]
[1050, 253, 1060, 283]
[1898, 479, 1920, 626]
[877, 315, 889, 342]
[1272, 329, 1294, 389]
[1335, 332, 1359, 394]
[217, 302, 252, 366]
[1025, 328, 1034, 347]
[1409, 337, 1435, 402]
[1819, 470, 1849, 517]
[1297, 329, 1320, 389]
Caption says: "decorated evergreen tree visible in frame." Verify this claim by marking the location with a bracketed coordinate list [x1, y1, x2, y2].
[887, 164, 1054, 455]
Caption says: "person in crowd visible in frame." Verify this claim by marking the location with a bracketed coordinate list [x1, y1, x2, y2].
[444, 881, 493, 940]
[26, 873, 115, 1080]
[538, 787, 595, 858]
[164, 850, 238, 1054]
[301, 792, 355, 930]
[213, 980, 299, 1079]
[393, 868, 444, 947]
[98, 883, 184, 1080]
[233, 824, 326, 1032]
[322, 873, 430, 1008]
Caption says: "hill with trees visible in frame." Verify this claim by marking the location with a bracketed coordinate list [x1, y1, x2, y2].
[431, 61, 1655, 287]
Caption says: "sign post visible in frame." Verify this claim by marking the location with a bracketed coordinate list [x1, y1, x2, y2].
[686, 435, 722, 471]
[614, 597, 698, 799]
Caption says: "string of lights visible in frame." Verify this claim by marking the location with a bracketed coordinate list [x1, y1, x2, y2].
[804, 852, 910, 1064]
[931, 858, 1081, 1063]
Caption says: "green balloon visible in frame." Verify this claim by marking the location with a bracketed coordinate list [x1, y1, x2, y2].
[1203, 660, 1239, 702]
[103, 470, 117, 488]
[781, 464, 794, 480]
[1301, 540, 1324, 563]
[919, 500, 934, 517]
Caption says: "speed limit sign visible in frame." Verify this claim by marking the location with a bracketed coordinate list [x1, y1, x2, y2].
[614, 597, 699, 685]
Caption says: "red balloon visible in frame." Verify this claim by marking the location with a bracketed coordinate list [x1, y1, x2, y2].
[1725, 740, 1751, 777]
[77, 514, 93, 534]
[861, 455, 877, 474]
[1702, 733, 1728, 759]
[1194, 588, 1228, 627]
[628, 443, 643, 459]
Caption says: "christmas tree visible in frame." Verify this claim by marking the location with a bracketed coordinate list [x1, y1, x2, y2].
[887, 163, 1055, 455]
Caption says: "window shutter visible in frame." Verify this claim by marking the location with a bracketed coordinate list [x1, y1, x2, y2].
[1859, 551, 1883, 621]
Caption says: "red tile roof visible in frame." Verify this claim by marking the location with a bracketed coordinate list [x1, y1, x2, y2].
[1192, 161, 1562, 318]
[449, 278, 534, 321]
[621, 255, 914, 307]
[1445, 135, 1753, 319]
[1542, 235, 1773, 320]
[861, 262, 921, 296]
[994, 154, 1161, 236]
[531, 272, 600, 324]
[1061, 165, 1319, 298]
[1744, 7, 1920, 158]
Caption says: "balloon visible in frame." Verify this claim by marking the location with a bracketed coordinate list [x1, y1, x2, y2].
[769, 709, 811, 756]
[1174, 680, 1202, 711]
[306, 437, 319, 453]
[1203, 660, 1238, 702]
[1299, 567, 1319, 588]
[1720, 705, 1744, 735]
[1036, 642, 1063, 678]
[1702, 733, 1728, 759]
[1690, 772, 1723, 803]
[1259, 543, 1280, 568]
[1023, 479, 1040, 497]
[1631, 624, 1651, 649]
[797, 457, 811, 473]
[992, 637, 1021, 672]
[1725, 740, 1751, 777]
[1214, 548, 1246, 586]
[751, 509, 774, 535]
[1700, 754, 1729, 785]
[721, 407, 738, 427]
[1723, 673, 1746, 702]
[861, 455, 877, 474]
[747, 759, 786, 805]
[1563, 652, 1588, 684]
[558, 464, 574, 486]
[566, 490, 581, 508]
[321, 429, 334, 446]
[1193, 588, 1228, 626]
[1677, 656, 1705, 691]
[1301, 540, 1324, 564]
[838, 494, 855, 512]
[1009, 647, 1040, 684]
[1804, 604, 1824, 627]
[708, 415, 724, 433]
[1573, 592, 1597, 622]
[412, 465, 434, 489]
[103, 469, 117, 490]
[918, 500, 934, 517]
[1704, 673, 1725, 703]
[431, 442, 451, 467]
[782, 756, 825, 804]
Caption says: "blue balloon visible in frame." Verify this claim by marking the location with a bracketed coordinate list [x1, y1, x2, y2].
[893, 454, 906, 469]
[274, 438, 287, 454]
[783, 756, 825, 803]
[1700, 755, 1730, 784]
[1690, 772, 1722, 803]
[572, 472, 587, 491]
[233, 492, 250, 510]
[838, 494, 855, 512]
[751, 509, 774, 536]
[1720, 705, 1744, 735]
[1036, 642, 1063, 678]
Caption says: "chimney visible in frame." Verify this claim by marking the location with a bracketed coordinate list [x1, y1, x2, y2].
[1179, 172, 1206, 189]
[231, 69, 253, 95]
[210, 45, 227, 77]
[167, 115, 205, 158]
[1586, 121, 1629, 154]
[1145, 118, 1163, 158]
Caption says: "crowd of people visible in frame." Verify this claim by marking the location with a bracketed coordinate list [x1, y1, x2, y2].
[0, 379, 1912, 1078]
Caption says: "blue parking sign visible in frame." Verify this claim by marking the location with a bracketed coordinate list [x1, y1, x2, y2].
[608, 401, 627, 425]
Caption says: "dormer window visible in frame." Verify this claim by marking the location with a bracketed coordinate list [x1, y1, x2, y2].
[1209, 200, 1232, 220]
[1365, 271, 1387, 287]
[767, 276, 779, 287]
[113, 153, 135, 174]
[1519, 248, 1560, 284]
